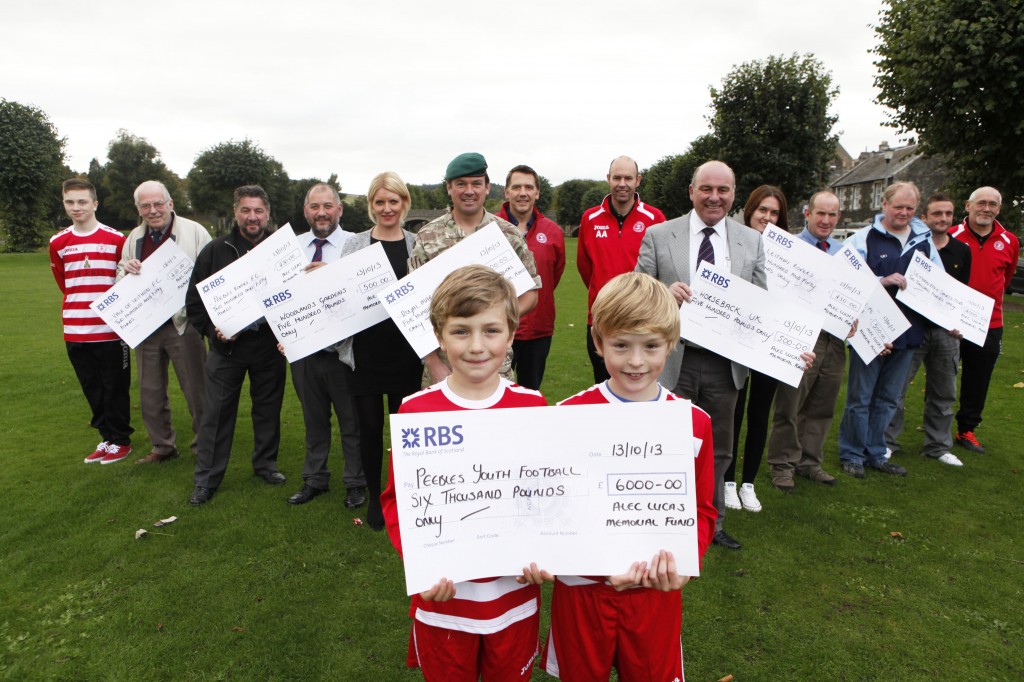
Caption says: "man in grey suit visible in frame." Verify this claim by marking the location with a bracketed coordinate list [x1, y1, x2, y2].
[635, 160, 765, 550]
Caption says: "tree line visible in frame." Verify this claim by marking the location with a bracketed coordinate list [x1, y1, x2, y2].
[2, 1, 1021, 252]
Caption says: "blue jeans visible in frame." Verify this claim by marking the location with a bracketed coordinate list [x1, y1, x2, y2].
[839, 348, 915, 466]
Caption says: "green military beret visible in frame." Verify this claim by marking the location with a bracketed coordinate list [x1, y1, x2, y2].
[445, 152, 488, 181]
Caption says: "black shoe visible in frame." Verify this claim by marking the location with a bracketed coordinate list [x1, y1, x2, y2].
[712, 530, 741, 550]
[866, 460, 907, 476]
[345, 486, 367, 509]
[189, 486, 216, 506]
[366, 499, 385, 532]
[288, 484, 328, 505]
[256, 470, 287, 485]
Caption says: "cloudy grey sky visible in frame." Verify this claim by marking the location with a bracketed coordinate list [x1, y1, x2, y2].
[3, 0, 903, 194]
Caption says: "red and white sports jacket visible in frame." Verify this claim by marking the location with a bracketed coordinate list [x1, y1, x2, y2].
[577, 194, 665, 323]
[496, 203, 566, 340]
[950, 218, 1020, 328]
[382, 378, 548, 634]
[49, 224, 126, 342]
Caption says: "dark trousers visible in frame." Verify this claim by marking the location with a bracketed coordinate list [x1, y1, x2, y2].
[956, 326, 1002, 434]
[512, 336, 553, 390]
[727, 370, 779, 484]
[66, 340, 133, 446]
[353, 380, 420, 526]
[586, 326, 610, 384]
[291, 351, 363, 490]
[193, 332, 285, 490]
[674, 349, 738, 532]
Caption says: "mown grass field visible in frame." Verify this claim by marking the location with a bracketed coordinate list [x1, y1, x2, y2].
[1, 242, 1021, 681]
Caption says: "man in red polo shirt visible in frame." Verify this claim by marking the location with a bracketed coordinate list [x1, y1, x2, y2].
[577, 156, 665, 382]
[949, 186, 1020, 453]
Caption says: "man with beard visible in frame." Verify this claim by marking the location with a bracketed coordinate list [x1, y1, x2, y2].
[885, 193, 971, 467]
[186, 185, 287, 506]
[286, 183, 365, 507]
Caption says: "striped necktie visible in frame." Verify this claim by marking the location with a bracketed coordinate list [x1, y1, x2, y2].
[311, 238, 328, 263]
[697, 227, 716, 266]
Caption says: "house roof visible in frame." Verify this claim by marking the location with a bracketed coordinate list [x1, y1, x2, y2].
[831, 144, 921, 187]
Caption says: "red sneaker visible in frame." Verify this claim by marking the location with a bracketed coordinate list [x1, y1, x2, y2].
[101, 444, 132, 465]
[84, 442, 110, 464]
[955, 431, 985, 453]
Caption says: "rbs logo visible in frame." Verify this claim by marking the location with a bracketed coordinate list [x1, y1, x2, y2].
[201, 276, 226, 294]
[424, 425, 463, 447]
[700, 269, 730, 289]
[95, 292, 119, 311]
[384, 282, 416, 305]
[262, 289, 292, 308]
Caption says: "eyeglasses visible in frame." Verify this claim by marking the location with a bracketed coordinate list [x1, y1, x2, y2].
[139, 201, 168, 211]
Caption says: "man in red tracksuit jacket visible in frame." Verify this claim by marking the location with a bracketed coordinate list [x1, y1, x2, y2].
[577, 156, 665, 383]
[496, 164, 566, 391]
[949, 186, 1020, 453]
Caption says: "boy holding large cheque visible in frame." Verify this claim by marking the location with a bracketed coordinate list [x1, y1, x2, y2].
[542, 272, 717, 681]
[381, 265, 548, 680]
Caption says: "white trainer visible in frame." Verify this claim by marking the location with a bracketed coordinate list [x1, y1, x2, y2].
[884, 447, 893, 460]
[724, 481, 741, 510]
[936, 452, 964, 467]
[739, 483, 762, 512]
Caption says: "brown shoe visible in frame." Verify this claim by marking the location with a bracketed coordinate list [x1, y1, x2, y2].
[798, 468, 837, 486]
[771, 475, 795, 492]
[135, 449, 180, 464]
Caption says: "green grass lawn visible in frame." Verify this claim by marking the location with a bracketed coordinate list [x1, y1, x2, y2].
[1, 242, 1022, 681]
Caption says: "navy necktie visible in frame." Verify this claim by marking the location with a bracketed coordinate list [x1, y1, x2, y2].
[817, 240, 829, 253]
[151, 230, 162, 245]
[311, 238, 328, 263]
[697, 227, 716, 267]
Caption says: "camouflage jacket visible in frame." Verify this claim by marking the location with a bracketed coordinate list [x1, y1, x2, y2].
[409, 209, 542, 384]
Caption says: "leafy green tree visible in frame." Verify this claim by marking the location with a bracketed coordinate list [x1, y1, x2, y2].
[91, 130, 186, 229]
[343, 196, 373, 233]
[874, 0, 1024, 227]
[187, 139, 291, 228]
[709, 54, 838, 207]
[408, 184, 448, 210]
[555, 179, 605, 227]
[0, 99, 66, 251]
[640, 135, 723, 219]
[536, 175, 554, 216]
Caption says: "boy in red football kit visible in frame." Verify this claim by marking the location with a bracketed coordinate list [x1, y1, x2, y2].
[381, 265, 548, 681]
[542, 272, 717, 682]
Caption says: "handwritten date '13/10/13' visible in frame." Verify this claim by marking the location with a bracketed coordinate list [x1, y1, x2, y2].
[609, 441, 663, 458]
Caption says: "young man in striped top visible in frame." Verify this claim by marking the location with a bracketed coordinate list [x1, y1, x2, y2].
[49, 178, 133, 464]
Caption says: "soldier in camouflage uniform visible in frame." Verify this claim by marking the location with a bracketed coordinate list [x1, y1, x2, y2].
[410, 152, 542, 385]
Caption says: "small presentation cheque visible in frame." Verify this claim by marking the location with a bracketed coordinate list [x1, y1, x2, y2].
[679, 263, 822, 388]
[195, 225, 307, 338]
[259, 242, 397, 362]
[91, 239, 194, 348]
[390, 401, 699, 595]
[762, 224, 876, 339]
[896, 250, 994, 347]
[378, 223, 537, 358]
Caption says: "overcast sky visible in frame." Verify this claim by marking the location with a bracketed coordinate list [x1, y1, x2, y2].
[3, 0, 904, 195]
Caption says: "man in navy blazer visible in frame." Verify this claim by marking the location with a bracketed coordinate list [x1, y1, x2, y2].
[636, 160, 766, 550]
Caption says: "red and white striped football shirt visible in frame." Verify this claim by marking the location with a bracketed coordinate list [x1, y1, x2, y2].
[49, 224, 125, 342]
